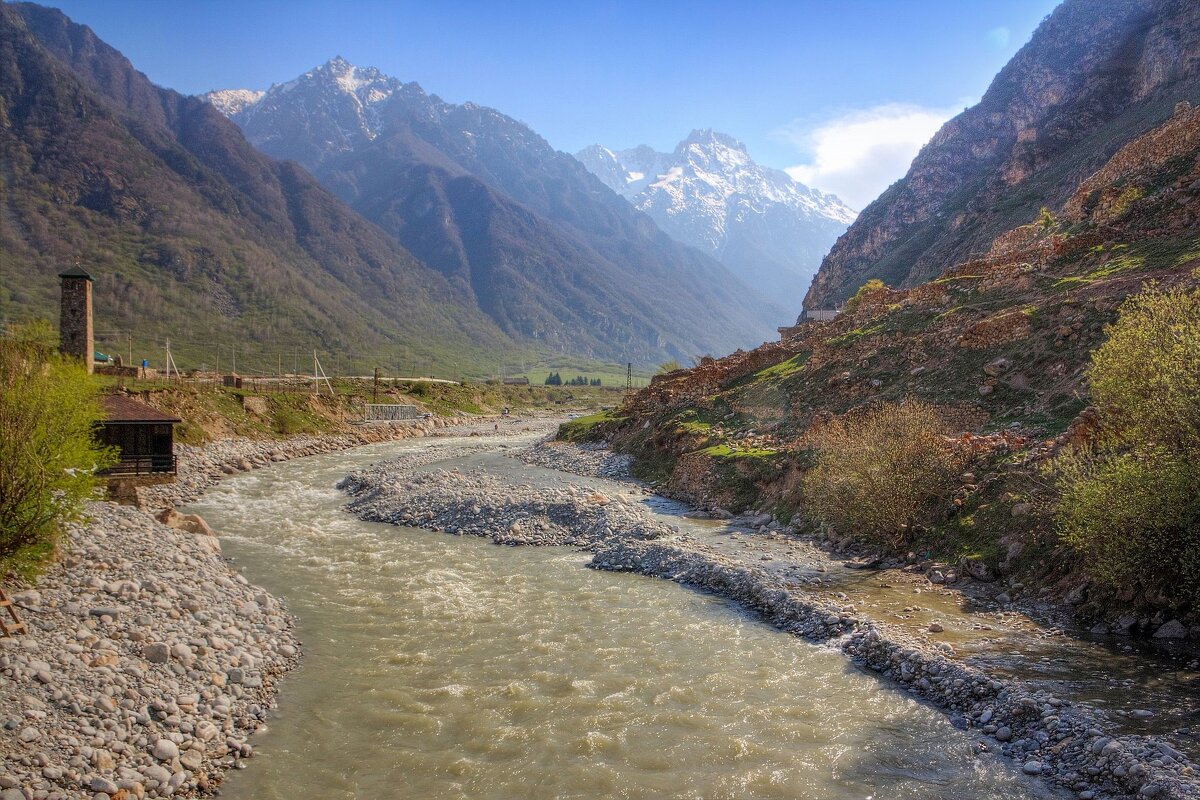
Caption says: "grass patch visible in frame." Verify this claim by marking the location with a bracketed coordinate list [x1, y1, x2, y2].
[829, 322, 887, 347]
[753, 352, 810, 380]
[931, 275, 984, 284]
[697, 443, 778, 459]
[557, 410, 624, 442]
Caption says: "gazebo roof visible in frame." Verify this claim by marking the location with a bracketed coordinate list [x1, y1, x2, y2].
[101, 395, 181, 424]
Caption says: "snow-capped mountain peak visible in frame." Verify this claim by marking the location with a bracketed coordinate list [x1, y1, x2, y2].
[576, 132, 857, 311]
[202, 57, 416, 165]
[199, 88, 264, 117]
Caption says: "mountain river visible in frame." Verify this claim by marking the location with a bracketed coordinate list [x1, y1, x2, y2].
[184, 432, 1068, 800]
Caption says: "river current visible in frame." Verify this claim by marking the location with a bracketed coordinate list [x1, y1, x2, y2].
[186, 434, 1064, 800]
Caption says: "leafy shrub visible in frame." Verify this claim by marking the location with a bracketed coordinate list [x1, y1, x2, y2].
[1038, 206, 1057, 230]
[844, 279, 887, 312]
[801, 401, 967, 548]
[1051, 286, 1200, 601]
[0, 325, 114, 575]
[273, 407, 318, 436]
[557, 411, 620, 443]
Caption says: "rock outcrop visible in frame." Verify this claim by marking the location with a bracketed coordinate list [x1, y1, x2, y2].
[805, 0, 1200, 311]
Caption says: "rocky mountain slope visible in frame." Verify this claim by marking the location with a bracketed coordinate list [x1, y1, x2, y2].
[805, 0, 1200, 312]
[576, 131, 855, 311]
[0, 4, 511, 373]
[598, 97, 1200, 622]
[205, 59, 785, 363]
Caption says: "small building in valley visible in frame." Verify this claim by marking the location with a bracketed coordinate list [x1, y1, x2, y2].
[98, 395, 181, 482]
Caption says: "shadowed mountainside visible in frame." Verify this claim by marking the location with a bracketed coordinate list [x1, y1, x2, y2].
[0, 3, 513, 374]
[805, 0, 1200, 312]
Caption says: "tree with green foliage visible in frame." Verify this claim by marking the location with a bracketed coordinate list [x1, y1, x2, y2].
[802, 401, 968, 548]
[0, 322, 115, 575]
[844, 279, 887, 312]
[1051, 285, 1200, 602]
[1037, 206, 1057, 230]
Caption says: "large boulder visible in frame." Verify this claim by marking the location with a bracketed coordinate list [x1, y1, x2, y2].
[1153, 620, 1188, 639]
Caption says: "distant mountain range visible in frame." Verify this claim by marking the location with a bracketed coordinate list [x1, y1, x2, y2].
[805, 0, 1200, 312]
[203, 58, 785, 363]
[576, 131, 855, 310]
[0, 3, 509, 375]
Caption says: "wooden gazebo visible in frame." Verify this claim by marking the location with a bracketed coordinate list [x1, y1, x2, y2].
[98, 395, 181, 478]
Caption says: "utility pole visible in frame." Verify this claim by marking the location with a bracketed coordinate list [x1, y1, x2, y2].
[127, 333, 132, 366]
[373, 366, 380, 403]
[627, 362, 632, 391]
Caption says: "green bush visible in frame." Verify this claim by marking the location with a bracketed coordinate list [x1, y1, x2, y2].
[0, 325, 115, 575]
[844, 279, 887, 312]
[1051, 285, 1200, 602]
[273, 407, 318, 436]
[801, 401, 967, 548]
[557, 411, 620, 443]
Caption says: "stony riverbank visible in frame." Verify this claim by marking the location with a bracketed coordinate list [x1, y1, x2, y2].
[341, 436, 1200, 800]
[0, 503, 298, 800]
[513, 439, 635, 481]
[341, 466, 672, 547]
[0, 413, 559, 800]
[139, 416, 469, 510]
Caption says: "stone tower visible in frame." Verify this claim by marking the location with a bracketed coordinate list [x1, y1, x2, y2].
[58, 267, 95, 373]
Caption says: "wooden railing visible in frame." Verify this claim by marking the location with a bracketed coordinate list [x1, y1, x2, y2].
[100, 455, 177, 477]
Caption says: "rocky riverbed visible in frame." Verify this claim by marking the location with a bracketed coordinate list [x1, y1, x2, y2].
[341, 436, 1200, 800]
[0, 503, 297, 800]
[0, 414, 556, 800]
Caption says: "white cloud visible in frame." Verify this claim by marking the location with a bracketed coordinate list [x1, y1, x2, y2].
[777, 102, 962, 210]
[987, 26, 1012, 49]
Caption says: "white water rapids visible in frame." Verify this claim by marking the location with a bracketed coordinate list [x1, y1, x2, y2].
[185, 434, 1065, 799]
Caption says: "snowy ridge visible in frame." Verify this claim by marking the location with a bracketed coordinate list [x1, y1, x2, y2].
[202, 56, 409, 164]
[199, 88, 264, 117]
[576, 131, 857, 310]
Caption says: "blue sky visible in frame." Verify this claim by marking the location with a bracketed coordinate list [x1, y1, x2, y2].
[44, 0, 1060, 208]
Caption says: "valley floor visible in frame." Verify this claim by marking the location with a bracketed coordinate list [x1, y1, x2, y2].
[4, 419, 1197, 800]
[343, 433, 1200, 800]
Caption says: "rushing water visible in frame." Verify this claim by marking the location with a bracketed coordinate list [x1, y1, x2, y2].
[186, 436, 1066, 800]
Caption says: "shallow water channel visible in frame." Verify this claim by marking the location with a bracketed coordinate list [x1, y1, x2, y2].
[186, 435, 1066, 800]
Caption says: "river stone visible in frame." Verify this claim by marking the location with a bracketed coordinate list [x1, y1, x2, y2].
[152, 739, 179, 761]
[996, 726, 1012, 742]
[1022, 760, 1042, 775]
[90, 776, 119, 794]
[142, 764, 171, 785]
[1153, 620, 1187, 639]
[180, 748, 204, 770]
[144, 642, 170, 663]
